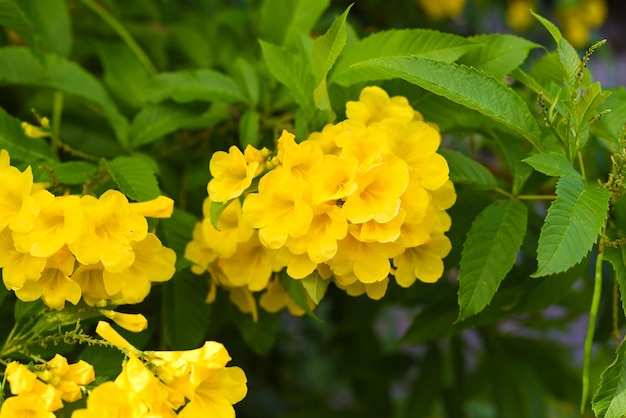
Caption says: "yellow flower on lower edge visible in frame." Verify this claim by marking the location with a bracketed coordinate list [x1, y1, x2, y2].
[71, 381, 139, 418]
[393, 234, 452, 286]
[259, 277, 314, 316]
[0, 228, 46, 291]
[208, 145, 259, 203]
[0, 394, 54, 418]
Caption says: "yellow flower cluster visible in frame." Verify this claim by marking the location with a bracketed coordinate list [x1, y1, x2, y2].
[416, 0, 466, 20]
[506, 0, 535, 31]
[558, 0, 607, 48]
[186, 86, 455, 315]
[0, 354, 94, 417]
[69, 321, 247, 418]
[0, 149, 177, 309]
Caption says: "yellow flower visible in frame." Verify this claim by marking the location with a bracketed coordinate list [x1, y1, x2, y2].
[242, 167, 314, 249]
[14, 246, 81, 310]
[184, 222, 217, 275]
[346, 86, 415, 126]
[21, 121, 49, 138]
[393, 234, 452, 286]
[207, 145, 259, 202]
[101, 310, 149, 333]
[38, 354, 95, 403]
[12, 191, 83, 258]
[416, 0, 467, 20]
[259, 276, 314, 316]
[102, 233, 176, 304]
[0, 229, 47, 291]
[95, 320, 137, 352]
[341, 160, 410, 224]
[217, 233, 279, 291]
[130, 195, 175, 218]
[506, 0, 535, 31]
[200, 198, 254, 259]
[71, 381, 138, 418]
[309, 154, 359, 204]
[70, 262, 109, 306]
[70, 190, 148, 273]
[0, 163, 38, 233]
[227, 286, 259, 322]
[0, 394, 54, 418]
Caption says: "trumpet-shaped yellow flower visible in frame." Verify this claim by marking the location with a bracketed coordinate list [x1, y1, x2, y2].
[0, 229, 46, 291]
[70, 190, 147, 273]
[242, 167, 314, 249]
[218, 233, 279, 291]
[346, 86, 415, 126]
[394, 234, 452, 286]
[101, 310, 149, 333]
[208, 145, 259, 202]
[130, 195, 174, 218]
[309, 154, 359, 204]
[0, 394, 54, 418]
[71, 262, 109, 306]
[12, 191, 83, 257]
[0, 164, 38, 233]
[102, 233, 176, 304]
[200, 198, 254, 259]
[184, 222, 217, 275]
[71, 381, 139, 418]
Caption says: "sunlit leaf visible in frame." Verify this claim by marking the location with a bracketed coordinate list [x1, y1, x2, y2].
[523, 152, 582, 178]
[593, 337, 626, 418]
[438, 148, 497, 190]
[458, 34, 540, 78]
[300, 271, 329, 305]
[105, 155, 161, 202]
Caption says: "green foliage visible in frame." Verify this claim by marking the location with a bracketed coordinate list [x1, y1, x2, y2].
[534, 176, 610, 277]
[104, 155, 161, 201]
[438, 148, 497, 190]
[457, 200, 528, 320]
[593, 338, 626, 418]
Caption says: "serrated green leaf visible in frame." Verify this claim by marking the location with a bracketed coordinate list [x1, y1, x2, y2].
[260, 40, 315, 112]
[592, 87, 626, 149]
[162, 269, 211, 349]
[573, 81, 610, 138]
[330, 29, 475, 86]
[97, 42, 150, 109]
[279, 271, 321, 321]
[0, 106, 55, 162]
[523, 152, 582, 178]
[19, 0, 72, 57]
[238, 109, 260, 148]
[457, 200, 528, 321]
[592, 337, 626, 418]
[0, 0, 40, 56]
[533, 176, 610, 277]
[0, 47, 129, 143]
[129, 102, 209, 148]
[105, 155, 161, 202]
[458, 34, 540, 78]
[259, 0, 330, 46]
[605, 246, 626, 317]
[438, 148, 497, 190]
[357, 56, 543, 150]
[300, 271, 329, 305]
[147, 69, 247, 104]
[35, 161, 97, 185]
[312, 5, 351, 81]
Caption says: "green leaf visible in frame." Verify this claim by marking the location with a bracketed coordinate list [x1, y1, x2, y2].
[105, 155, 161, 202]
[300, 271, 330, 305]
[147, 69, 247, 104]
[19, 0, 72, 57]
[523, 152, 582, 178]
[159, 208, 197, 271]
[312, 5, 351, 80]
[14, 299, 44, 320]
[129, 102, 209, 148]
[438, 148, 497, 190]
[259, 0, 330, 46]
[457, 200, 528, 321]
[494, 135, 533, 195]
[35, 161, 97, 185]
[356, 56, 543, 150]
[162, 269, 211, 349]
[532, 11, 580, 88]
[573, 81, 610, 138]
[234, 308, 281, 355]
[79, 345, 124, 385]
[592, 337, 626, 418]
[0, 47, 129, 144]
[260, 40, 315, 112]
[605, 246, 626, 317]
[232, 58, 260, 106]
[279, 271, 321, 321]
[458, 34, 540, 78]
[330, 29, 475, 86]
[238, 109, 261, 149]
[533, 176, 610, 277]
[0, 106, 55, 162]
[0, 0, 40, 56]
[96, 42, 150, 109]
[592, 87, 626, 149]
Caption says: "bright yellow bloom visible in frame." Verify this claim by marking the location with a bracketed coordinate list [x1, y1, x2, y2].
[0, 394, 54, 418]
[130, 195, 175, 218]
[70, 190, 147, 273]
[309, 154, 359, 204]
[394, 234, 452, 286]
[0, 228, 46, 290]
[227, 285, 259, 321]
[21, 121, 49, 138]
[184, 222, 217, 275]
[416, 0, 466, 20]
[217, 233, 279, 291]
[12, 191, 83, 258]
[208, 145, 259, 202]
[70, 262, 109, 306]
[102, 233, 176, 304]
[506, 0, 535, 30]
[200, 198, 254, 259]
[101, 310, 149, 333]
[14, 246, 81, 310]
[346, 86, 415, 126]
[0, 163, 38, 233]
[242, 167, 314, 249]
[259, 276, 314, 316]
[71, 381, 139, 418]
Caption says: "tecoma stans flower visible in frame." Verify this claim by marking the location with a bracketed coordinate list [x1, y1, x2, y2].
[0, 394, 54, 418]
[208, 145, 259, 202]
[345, 85, 415, 126]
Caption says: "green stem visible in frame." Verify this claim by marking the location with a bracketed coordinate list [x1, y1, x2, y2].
[581, 247, 604, 413]
[493, 187, 556, 201]
[51, 92, 63, 146]
[79, 0, 157, 76]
